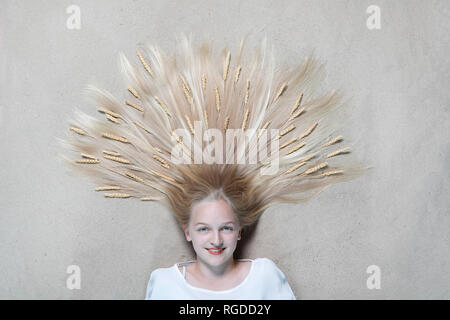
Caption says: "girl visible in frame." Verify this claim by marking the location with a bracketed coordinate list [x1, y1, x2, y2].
[58, 36, 368, 300]
[145, 187, 296, 299]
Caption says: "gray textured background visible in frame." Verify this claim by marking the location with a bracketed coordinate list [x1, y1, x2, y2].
[1, 0, 449, 299]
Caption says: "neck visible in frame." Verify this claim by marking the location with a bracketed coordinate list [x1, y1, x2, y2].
[194, 257, 236, 280]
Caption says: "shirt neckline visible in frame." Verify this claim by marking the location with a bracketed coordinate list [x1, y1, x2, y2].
[174, 258, 255, 294]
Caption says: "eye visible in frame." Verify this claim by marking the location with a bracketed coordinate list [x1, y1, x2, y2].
[198, 227, 208, 232]
[223, 226, 233, 231]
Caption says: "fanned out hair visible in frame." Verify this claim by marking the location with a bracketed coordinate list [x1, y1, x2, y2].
[57, 35, 369, 229]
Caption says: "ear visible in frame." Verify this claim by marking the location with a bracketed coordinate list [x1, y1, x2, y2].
[183, 225, 191, 242]
[237, 228, 242, 241]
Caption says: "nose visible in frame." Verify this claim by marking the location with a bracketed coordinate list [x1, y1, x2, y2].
[210, 230, 223, 247]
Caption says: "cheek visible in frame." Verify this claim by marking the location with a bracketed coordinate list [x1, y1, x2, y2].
[190, 233, 207, 245]
[224, 232, 239, 243]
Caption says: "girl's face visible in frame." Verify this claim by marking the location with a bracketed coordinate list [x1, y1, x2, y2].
[183, 199, 241, 267]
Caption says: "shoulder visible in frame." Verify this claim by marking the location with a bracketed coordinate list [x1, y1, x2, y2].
[255, 257, 284, 275]
[145, 264, 178, 300]
[148, 265, 175, 282]
[252, 258, 297, 300]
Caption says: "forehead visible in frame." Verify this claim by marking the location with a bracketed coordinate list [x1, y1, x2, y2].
[190, 199, 236, 224]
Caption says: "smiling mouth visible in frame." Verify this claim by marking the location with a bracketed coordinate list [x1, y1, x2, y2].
[206, 248, 226, 255]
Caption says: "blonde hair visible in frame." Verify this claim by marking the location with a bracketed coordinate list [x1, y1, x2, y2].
[187, 189, 240, 228]
[57, 35, 370, 232]
[165, 164, 265, 229]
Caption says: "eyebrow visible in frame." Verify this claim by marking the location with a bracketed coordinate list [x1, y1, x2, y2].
[195, 221, 234, 226]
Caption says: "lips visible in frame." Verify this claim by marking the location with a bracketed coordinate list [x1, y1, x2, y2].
[206, 248, 226, 255]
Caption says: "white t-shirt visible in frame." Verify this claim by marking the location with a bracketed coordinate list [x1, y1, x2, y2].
[145, 257, 297, 300]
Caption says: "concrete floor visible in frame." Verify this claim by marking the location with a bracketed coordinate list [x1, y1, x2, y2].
[0, 0, 449, 299]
